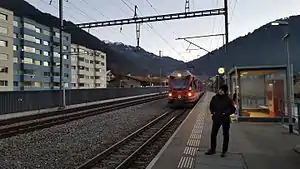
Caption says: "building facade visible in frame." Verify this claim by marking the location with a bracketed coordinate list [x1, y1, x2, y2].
[0, 8, 14, 91]
[71, 44, 107, 89]
[13, 16, 71, 90]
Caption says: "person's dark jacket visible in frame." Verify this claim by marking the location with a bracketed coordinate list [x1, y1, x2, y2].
[209, 94, 236, 123]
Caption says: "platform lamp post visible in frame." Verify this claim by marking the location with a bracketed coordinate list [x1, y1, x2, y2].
[271, 20, 294, 133]
[217, 67, 225, 90]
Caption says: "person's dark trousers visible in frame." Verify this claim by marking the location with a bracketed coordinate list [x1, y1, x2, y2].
[210, 120, 230, 153]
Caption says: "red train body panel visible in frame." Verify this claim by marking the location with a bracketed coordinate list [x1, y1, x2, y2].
[167, 70, 205, 107]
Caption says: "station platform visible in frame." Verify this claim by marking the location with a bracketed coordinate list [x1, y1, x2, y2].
[0, 92, 165, 121]
[147, 92, 300, 169]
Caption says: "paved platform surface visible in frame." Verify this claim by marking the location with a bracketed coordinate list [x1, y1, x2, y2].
[147, 92, 300, 169]
[0, 92, 165, 120]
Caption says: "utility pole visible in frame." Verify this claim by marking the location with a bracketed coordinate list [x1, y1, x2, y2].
[185, 0, 190, 12]
[134, 5, 141, 48]
[59, 0, 65, 108]
[224, 0, 229, 53]
[59, 0, 63, 90]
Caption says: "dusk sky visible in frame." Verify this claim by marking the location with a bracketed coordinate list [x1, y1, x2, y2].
[27, 0, 300, 61]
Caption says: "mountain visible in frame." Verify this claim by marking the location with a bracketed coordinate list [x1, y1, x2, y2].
[0, 0, 184, 76]
[187, 16, 300, 76]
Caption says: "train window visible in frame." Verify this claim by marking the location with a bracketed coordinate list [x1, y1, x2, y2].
[190, 80, 197, 90]
[170, 77, 189, 90]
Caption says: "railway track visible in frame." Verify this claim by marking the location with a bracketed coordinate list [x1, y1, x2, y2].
[0, 94, 166, 139]
[77, 108, 191, 169]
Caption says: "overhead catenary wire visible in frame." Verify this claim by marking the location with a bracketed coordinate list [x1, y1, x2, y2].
[144, 0, 188, 57]
[79, 0, 134, 39]
[120, 0, 187, 61]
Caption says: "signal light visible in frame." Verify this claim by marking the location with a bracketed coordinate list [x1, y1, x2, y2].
[188, 92, 192, 97]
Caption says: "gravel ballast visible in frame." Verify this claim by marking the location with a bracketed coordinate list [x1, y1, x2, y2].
[0, 99, 168, 169]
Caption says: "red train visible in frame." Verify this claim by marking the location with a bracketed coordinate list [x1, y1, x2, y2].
[167, 70, 205, 108]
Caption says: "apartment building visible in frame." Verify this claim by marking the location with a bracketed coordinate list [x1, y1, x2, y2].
[0, 8, 13, 91]
[71, 44, 107, 89]
[13, 16, 72, 90]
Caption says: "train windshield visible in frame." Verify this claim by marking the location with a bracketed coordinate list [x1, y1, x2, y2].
[170, 77, 189, 90]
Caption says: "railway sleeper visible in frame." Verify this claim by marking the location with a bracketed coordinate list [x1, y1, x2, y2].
[110, 154, 128, 159]
[98, 160, 120, 167]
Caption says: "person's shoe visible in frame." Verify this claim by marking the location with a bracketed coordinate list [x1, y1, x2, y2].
[220, 152, 227, 157]
[205, 149, 216, 155]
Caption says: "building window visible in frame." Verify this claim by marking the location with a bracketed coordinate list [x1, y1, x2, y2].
[23, 81, 33, 87]
[55, 32, 60, 38]
[13, 81, 18, 87]
[53, 52, 60, 57]
[13, 21, 18, 27]
[0, 40, 8, 47]
[64, 73, 69, 77]
[101, 55, 105, 59]
[0, 26, 8, 34]
[34, 60, 41, 65]
[44, 72, 51, 76]
[0, 53, 8, 60]
[35, 38, 41, 44]
[78, 57, 84, 62]
[23, 69, 35, 76]
[13, 57, 18, 63]
[35, 28, 41, 33]
[43, 51, 49, 56]
[24, 34, 36, 42]
[23, 57, 33, 64]
[63, 36, 69, 41]
[63, 45, 68, 50]
[43, 41, 49, 46]
[24, 22, 35, 31]
[63, 55, 68, 59]
[101, 62, 105, 66]
[0, 67, 8, 73]
[53, 72, 60, 77]
[43, 62, 49, 66]
[0, 13, 8, 21]
[0, 80, 8, 86]
[13, 45, 17, 51]
[23, 46, 36, 53]
[13, 33, 18, 38]
[44, 82, 50, 87]
[35, 49, 42, 55]
[79, 83, 84, 87]
[34, 82, 41, 87]
[43, 30, 50, 36]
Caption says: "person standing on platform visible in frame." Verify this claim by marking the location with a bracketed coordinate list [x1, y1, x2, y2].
[205, 84, 236, 157]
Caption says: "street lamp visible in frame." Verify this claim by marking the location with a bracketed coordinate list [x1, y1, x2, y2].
[271, 20, 294, 133]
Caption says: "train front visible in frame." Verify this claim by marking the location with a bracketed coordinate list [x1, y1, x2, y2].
[167, 71, 195, 107]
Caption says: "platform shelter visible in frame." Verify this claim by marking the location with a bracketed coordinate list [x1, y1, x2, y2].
[227, 65, 288, 118]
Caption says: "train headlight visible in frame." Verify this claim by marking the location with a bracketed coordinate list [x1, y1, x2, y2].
[168, 93, 172, 97]
[188, 92, 192, 97]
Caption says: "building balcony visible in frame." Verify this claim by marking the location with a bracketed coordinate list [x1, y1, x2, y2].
[78, 78, 86, 83]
